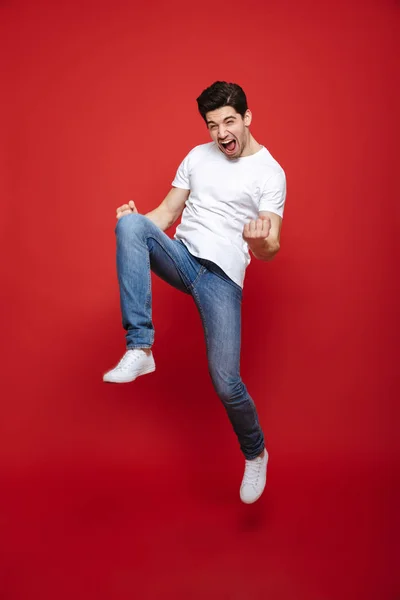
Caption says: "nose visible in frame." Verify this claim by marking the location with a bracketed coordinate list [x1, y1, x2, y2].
[218, 125, 228, 139]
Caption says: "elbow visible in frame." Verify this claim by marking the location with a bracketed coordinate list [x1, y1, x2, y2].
[167, 206, 183, 227]
[166, 216, 176, 229]
[160, 206, 179, 230]
[168, 211, 181, 228]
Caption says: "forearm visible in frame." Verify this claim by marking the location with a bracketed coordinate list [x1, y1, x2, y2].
[249, 238, 280, 261]
[144, 206, 176, 232]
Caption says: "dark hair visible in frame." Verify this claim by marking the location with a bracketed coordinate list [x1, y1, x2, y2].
[196, 81, 248, 122]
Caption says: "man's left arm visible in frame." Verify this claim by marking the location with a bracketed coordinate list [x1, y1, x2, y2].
[243, 211, 282, 262]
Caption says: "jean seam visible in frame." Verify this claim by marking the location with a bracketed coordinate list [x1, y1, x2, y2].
[191, 284, 209, 353]
[127, 344, 153, 349]
[190, 265, 207, 290]
[123, 237, 155, 348]
[146, 234, 192, 290]
[145, 240, 152, 313]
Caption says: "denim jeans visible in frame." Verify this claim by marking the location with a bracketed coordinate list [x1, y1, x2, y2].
[115, 213, 265, 460]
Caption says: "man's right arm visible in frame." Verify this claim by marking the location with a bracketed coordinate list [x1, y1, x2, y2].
[116, 186, 190, 232]
[145, 187, 190, 231]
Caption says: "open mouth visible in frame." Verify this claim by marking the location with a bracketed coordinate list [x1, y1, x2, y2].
[220, 139, 237, 154]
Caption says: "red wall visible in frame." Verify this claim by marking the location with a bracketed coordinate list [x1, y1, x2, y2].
[1, 0, 398, 598]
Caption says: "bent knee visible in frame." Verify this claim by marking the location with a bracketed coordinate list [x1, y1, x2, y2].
[115, 213, 148, 237]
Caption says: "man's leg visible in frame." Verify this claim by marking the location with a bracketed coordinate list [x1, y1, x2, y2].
[116, 213, 197, 348]
[190, 262, 268, 503]
[104, 213, 201, 382]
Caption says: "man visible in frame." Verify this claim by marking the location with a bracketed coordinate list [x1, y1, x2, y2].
[103, 81, 286, 504]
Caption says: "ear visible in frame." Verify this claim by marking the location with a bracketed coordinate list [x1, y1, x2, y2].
[244, 109, 252, 127]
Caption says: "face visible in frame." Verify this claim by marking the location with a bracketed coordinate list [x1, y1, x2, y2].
[205, 106, 252, 159]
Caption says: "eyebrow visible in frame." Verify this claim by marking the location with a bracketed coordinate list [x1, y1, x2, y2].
[206, 116, 237, 126]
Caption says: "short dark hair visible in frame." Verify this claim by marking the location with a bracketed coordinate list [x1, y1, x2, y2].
[196, 81, 248, 123]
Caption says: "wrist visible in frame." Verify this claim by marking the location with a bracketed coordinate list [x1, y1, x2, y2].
[248, 237, 280, 261]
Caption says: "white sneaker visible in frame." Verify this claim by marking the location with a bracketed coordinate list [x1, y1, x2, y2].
[103, 349, 156, 383]
[240, 449, 269, 504]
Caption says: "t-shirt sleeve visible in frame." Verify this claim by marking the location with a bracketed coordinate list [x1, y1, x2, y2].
[259, 170, 287, 217]
[171, 152, 191, 190]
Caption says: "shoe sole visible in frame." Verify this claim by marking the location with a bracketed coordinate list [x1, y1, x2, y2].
[103, 365, 156, 384]
[240, 485, 266, 504]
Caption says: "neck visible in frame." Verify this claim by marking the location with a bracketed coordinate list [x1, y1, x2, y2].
[241, 134, 262, 157]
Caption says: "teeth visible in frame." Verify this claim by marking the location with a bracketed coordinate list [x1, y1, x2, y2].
[221, 140, 234, 146]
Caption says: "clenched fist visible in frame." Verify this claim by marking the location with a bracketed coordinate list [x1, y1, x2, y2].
[116, 200, 139, 220]
[243, 215, 271, 243]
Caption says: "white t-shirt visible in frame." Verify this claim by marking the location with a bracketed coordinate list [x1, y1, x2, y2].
[172, 141, 286, 288]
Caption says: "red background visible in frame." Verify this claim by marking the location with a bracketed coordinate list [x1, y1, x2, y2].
[1, 0, 399, 598]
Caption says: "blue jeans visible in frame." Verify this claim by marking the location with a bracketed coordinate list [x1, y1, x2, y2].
[115, 213, 265, 460]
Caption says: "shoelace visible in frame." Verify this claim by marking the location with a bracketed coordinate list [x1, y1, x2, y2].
[115, 350, 142, 371]
[242, 457, 263, 486]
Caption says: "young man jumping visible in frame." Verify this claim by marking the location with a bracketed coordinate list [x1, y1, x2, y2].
[103, 81, 287, 504]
